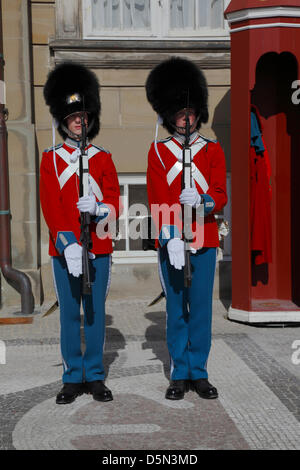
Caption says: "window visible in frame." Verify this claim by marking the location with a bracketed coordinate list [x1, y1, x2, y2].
[89, 0, 151, 35]
[113, 174, 157, 264]
[169, 0, 228, 35]
[83, 0, 230, 40]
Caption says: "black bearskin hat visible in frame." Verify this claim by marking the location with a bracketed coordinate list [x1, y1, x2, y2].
[43, 61, 101, 140]
[145, 57, 208, 134]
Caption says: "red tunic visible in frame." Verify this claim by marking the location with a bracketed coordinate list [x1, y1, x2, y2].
[40, 141, 121, 256]
[147, 134, 227, 249]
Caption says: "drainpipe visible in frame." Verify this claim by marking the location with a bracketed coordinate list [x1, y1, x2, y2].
[0, 0, 34, 314]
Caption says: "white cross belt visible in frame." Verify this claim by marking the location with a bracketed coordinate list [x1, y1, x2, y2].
[164, 138, 209, 192]
[166, 161, 209, 193]
[55, 146, 103, 202]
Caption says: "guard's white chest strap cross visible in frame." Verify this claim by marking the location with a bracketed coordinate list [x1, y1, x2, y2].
[164, 138, 209, 193]
[54, 146, 103, 202]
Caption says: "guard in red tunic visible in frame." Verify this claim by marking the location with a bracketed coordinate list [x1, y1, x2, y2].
[41, 62, 121, 404]
[146, 57, 227, 400]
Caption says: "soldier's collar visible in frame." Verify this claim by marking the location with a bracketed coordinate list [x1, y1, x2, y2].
[65, 137, 89, 149]
[173, 131, 199, 146]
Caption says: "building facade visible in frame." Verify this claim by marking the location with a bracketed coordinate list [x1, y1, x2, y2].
[1, 0, 231, 307]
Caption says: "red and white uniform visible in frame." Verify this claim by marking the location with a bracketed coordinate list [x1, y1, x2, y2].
[147, 133, 227, 249]
[40, 139, 121, 256]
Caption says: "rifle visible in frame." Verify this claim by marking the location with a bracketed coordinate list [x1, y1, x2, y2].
[79, 109, 92, 295]
[182, 110, 193, 288]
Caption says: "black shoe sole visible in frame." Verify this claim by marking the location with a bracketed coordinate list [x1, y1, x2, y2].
[195, 391, 218, 399]
[165, 387, 186, 400]
[92, 394, 113, 402]
[56, 398, 76, 405]
[165, 393, 185, 400]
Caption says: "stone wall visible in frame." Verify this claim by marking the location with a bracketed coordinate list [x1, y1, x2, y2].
[0, 0, 41, 308]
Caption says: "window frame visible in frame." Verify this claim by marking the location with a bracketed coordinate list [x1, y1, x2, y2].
[82, 0, 230, 41]
[82, 0, 158, 39]
[113, 174, 158, 264]
[163, 0, 231, 39]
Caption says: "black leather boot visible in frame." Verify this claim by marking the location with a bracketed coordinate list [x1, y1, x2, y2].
[86, 380, 113, 402]
[165, 380, 189, 400]
[56, 383, 85, 405]
[190, 378, 218, 399]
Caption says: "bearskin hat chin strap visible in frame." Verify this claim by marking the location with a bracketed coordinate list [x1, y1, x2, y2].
[60, 118, 95, 141]
[152, 112, 200, 168]
[52, 119, 59, 181]
[51, 116, 95, 182]
[154, 115, 165, 169]
[170, 114, 200, 135]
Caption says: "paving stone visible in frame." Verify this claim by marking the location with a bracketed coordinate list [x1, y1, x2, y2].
[0, 299, 299, 450]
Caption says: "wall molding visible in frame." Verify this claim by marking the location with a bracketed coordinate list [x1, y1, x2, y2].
[49, 39, 231, 69]
[230, 22, 300, 34]
[226, 6, 300, 25]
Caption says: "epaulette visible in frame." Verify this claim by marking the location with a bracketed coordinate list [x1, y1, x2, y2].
[155, 136, 173, 144]
[91, 144, 110, 154]
[43, 143, 63, 153]
[199, 134, 218, 144]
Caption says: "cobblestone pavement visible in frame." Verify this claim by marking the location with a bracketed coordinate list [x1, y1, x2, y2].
[0, 297, 299, 451]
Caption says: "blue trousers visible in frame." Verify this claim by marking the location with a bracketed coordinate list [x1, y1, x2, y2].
[158, 247, 216, 381]
[52, 254, 111, 384]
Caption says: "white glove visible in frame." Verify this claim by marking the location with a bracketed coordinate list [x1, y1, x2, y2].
[167, 238, 185, 270]
[76, 193, 97, 216]
[179, 188, 202, 208]
[64, 243, 95, 277]
[64, 243, 82, 277]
